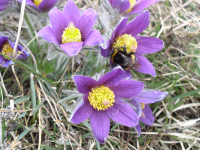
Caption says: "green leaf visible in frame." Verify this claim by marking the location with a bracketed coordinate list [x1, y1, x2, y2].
[59, 94, 81, 103]
[45, 82, 57, 98]
[15, 112, 27, 120]
[111, 124, 120, 131]
[0, 53, 39, 75]
[82, 131, 92, 139]
[172, 88, 200, 101]
[82, 120, 91, 130]
[30, 74, 36, 109]
[53, 58, 69, 80]
[30, 100, 44, 116]
[41, 146, 60, 150]
[39, 125, 61, 149]
[14, 95, 31, 104]
[18, 125, 34, 141]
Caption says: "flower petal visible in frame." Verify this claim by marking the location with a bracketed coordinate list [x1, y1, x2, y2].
[122, 11, 149, 36]
[128, 98, 142, 117]
[1, 59, 12, 67]
[108, 0, 121, 9]
[111, 17, 128, 44]
[100, 39, 111, 57]
[97, 68, 125, 87]
[71, 95, 93, 124]
[49, 7, 67, 43]
[38, 26, 60, 45]
[131, 0, 159, 13]
[106, 98, 139, 127]
[60, 42, 83, 56]
[135, 54, 156, 77]
[119, 0, 130, 13]
[0, 55, 4, 63]
[109, 80, 144, 98]
[0, 0, 10, 11]
[63, 0, 81, 26]
[134, 91, 168, 104]
[10, 43, 29, 59]
[90, 109, 110, 143]
[0, 36, 8, 46]
[135, 36, 164, 55]
[73, 75, 97, 94]
[38, 0, 58, 12]
[134, 124, 141, 136]
[139, 104, 154, 126]
[77, 8, 97, 41]
[83, 30, 104, 46]
[124, 70, 132, 79]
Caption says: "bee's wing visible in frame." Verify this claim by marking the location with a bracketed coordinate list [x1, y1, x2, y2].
[131, 62, 141, 70]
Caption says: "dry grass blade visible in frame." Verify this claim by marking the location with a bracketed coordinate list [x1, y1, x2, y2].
[13, 0, 27, 57]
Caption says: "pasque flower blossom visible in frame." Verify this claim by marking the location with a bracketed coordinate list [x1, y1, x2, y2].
[100, 11, 163, 77]
[0, 0, 11, 11]
[70, 68, 144, 143]
[128, 91, 167, 135]
[38, 0, 104, 57]
[108, 0, 159, 15]
[17, 0, 58, 12]
[0, 36, 29, 67]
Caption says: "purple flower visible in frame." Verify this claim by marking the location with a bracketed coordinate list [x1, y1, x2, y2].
[17, 0, 58, 12]
[0, 36, 29, 67]
[100, 11, 164, 77]
[128, 91, 167, 136]
[70, 68, 144, 143]
[0, 0, 11, 11]
[38, 0, 104, 57]
[108, 0, 159, 15]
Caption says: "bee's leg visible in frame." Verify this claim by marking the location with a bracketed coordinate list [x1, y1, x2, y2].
[123, 44, 126, 51]
[117, 46, 124, 51]
[104, 64, 111, 67]
[123, 44, 129, 55]
[110, 63, 119, 68]
[103, 63, 118, 68]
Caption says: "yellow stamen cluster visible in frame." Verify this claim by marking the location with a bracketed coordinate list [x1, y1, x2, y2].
[61, 23, 82, 44]
[140, 103, 146, 109]
[88, 86, 115, 111]
[2, 42, 13, 60]
[34, 0, 43, 6]
[127, 0, 136, 13]
[113, 34, 137, 53]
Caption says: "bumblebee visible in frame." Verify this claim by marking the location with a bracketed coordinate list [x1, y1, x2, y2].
[110, 45, 141, 70]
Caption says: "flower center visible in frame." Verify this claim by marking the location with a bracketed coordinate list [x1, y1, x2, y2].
[127, 0, 136, 13]
[2, 42, 13, 60]
[113, 34, 137, 53]
[140, 103, 145, 109]
[34, 0, 43, 6]
[88, 86, 115, 111]
[61, 22, 82, 44]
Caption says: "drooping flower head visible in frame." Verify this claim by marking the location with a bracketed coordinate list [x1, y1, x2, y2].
[128, 91, 167, 136]
[0, 36, 29, 67]
[0, 0, 11, 11]
[17, 0, 58, 12]
[70, 68, 144, 143]
[100, 11, 164, 78]
[108, 0, 159, 15]
[38, 0, 104, 57]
